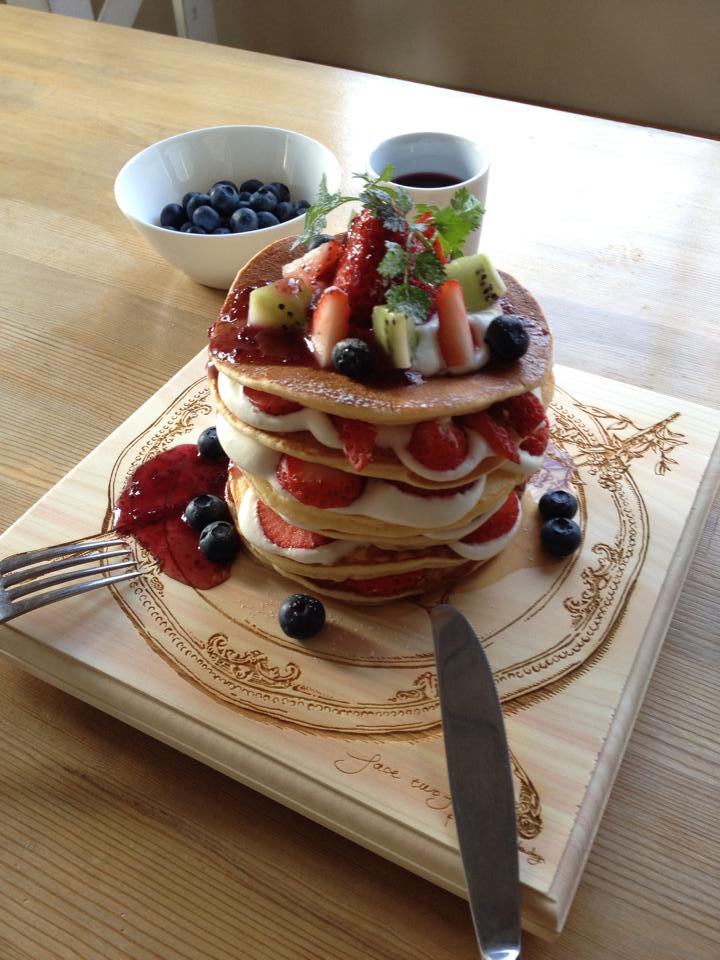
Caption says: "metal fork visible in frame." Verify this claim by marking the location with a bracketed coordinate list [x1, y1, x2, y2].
[0, 536, 140, 624]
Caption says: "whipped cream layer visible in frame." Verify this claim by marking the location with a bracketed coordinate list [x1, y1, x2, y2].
[414, 305, 501, 377]
[238, 486, 521, 564]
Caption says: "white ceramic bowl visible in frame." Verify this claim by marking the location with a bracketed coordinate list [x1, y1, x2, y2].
[114, 125, 341, 289]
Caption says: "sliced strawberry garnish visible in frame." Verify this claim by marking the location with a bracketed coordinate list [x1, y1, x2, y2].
[461, 492, 520, 545]
[256, 499, 331, 549]
[407, 419, 469, 472]
[520, 424, 550, 456]
[276, 455, 366, 508]
[414, 211, 447, 262]
[243, 386, 302, 416]
[436, 279, 475, 368]
[282, 239, 344, 287]
[496, 393, 546, 436]
[332, 417, 377, 472]
[310, 286, 350, 367]
[333, 210, 402, 322]
[390, 479, 476, 498]
[333, 569, 428, 598]
[461, 411, 520, 464]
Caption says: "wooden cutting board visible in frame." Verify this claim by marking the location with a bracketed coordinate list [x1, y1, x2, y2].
[0, 354, 718, 939]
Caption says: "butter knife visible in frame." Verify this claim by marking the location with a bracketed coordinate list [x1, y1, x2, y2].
[430, 604, 520, 960]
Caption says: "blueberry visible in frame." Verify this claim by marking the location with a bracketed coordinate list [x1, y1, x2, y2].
[209, 183, 240, 217]
[279, 593, 326, 640]
[485, 314, 530, 363]
[541, 517, 582, 557]
[160, 202, 185, 229]
[309, 233, 335, 250]
[187, 225, 207, 234]
[249, 190, 277, 213]
[263, 181, 290, 203]
[180, 222, 193, 232]
[230, 207, 259, 233]
[539, 490, 578, 521]
[210, 179, 238, 193]
[184, 493, 231, 531]
[192, 205, 222, 231]
[213, 227, 231, 234]
[274, 201, 295, 223]
[332, 338, 372, 379]
[295, 199, 310, 212]
[256, 211, 280, 229]
[197, 425, 226, 460]
[182, 191, 200, 211]
[186, 193, 212, 218]
[199, 521, 241, 564]
[240, 178, 263, 194]
[238, 191, 252, 202]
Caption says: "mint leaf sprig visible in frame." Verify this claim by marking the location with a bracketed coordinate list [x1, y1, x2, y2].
[297, 166, 484, 325]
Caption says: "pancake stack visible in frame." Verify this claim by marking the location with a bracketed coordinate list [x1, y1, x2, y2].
[208, 235, 553, 604]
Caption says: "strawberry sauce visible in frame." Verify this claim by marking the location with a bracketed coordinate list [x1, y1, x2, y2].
[114, 444, 231, 589]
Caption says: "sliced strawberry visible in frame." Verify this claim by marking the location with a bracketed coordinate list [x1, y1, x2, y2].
[415, 211, 447, 262]
[436, 279, 475, 368]
[461, 492, 520, 544]
[333, 210, 403, 322]
[461, 411, 520, 464]
[282, 239, 344, 287]
[276, 455, 366, 508]
[256, 499, 331, 549]
[244, 386, 302, 416]
[332, 417, 377, 472]
[310, 286, 350, 367]
[496, 393, 546, 436]
[407, 420, 469, 472]
[390, 479, 476, 498]
[333, 569, 428, 598]
[520, 424, 550, 456]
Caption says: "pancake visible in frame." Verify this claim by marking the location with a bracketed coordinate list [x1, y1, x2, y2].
[209, 236, 554, 423]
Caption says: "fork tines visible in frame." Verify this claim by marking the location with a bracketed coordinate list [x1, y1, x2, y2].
[0, 536, 140, 623]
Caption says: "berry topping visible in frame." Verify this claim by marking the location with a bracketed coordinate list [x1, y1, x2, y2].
[407, 420, 469, 472]
[436, 278, 475, 368]
[197, 426, 226, 461]
[278, 593, 326, 640]
[198, 520, 241, 564]
[497, 393, 546, 435]
[485, 314, 530, 363]
[541, 517, 582, 557]
[310, 286, 351, 368]
[282, 239, 344, 287]
[519, 424, 550, 456]
[460, 411, 520, 464]
[331, 338, 372, 380]
[333, 209, 400, 322]
[539, 490, 578, 521]
[243, 386, 302, 416]
[256, 500, 331, 549]
[276, 455, 366, 508]
[332, 417, 377, 472]
[461, 492, 520, 544]
[183, 493, 231, 531]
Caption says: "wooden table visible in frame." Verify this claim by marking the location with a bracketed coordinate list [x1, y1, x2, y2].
[1, 6, 718, 958]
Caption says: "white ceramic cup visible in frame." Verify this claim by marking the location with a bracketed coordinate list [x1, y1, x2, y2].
[367, 132, 489, 255]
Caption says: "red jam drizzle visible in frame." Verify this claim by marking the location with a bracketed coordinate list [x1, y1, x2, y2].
[114, 445, 231, 590]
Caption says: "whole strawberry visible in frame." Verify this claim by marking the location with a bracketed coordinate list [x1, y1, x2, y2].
[333, 210, 402, 322]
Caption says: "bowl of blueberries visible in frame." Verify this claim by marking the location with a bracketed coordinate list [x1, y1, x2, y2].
[114, 125, 341, 289]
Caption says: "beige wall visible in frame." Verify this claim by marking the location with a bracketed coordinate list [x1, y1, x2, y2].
[5, 0, 719, 134]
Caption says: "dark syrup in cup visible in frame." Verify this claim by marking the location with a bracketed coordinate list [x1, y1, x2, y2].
[391, 171, 463, 188]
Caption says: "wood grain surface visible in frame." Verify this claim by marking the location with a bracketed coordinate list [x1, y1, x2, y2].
[0, 5, 718, 959]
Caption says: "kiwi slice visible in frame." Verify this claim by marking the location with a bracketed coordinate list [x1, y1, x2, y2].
[445, 253, 507, 311]
[372, 306, 418, 369]
[247, 278, 312, 330]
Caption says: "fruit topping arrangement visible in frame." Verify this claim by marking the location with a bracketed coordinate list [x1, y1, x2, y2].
[159, 178, 310, 235]
[224, 168, 533, 379]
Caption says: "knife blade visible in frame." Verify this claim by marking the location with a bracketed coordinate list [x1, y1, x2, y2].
[430, 604, 520, 960]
